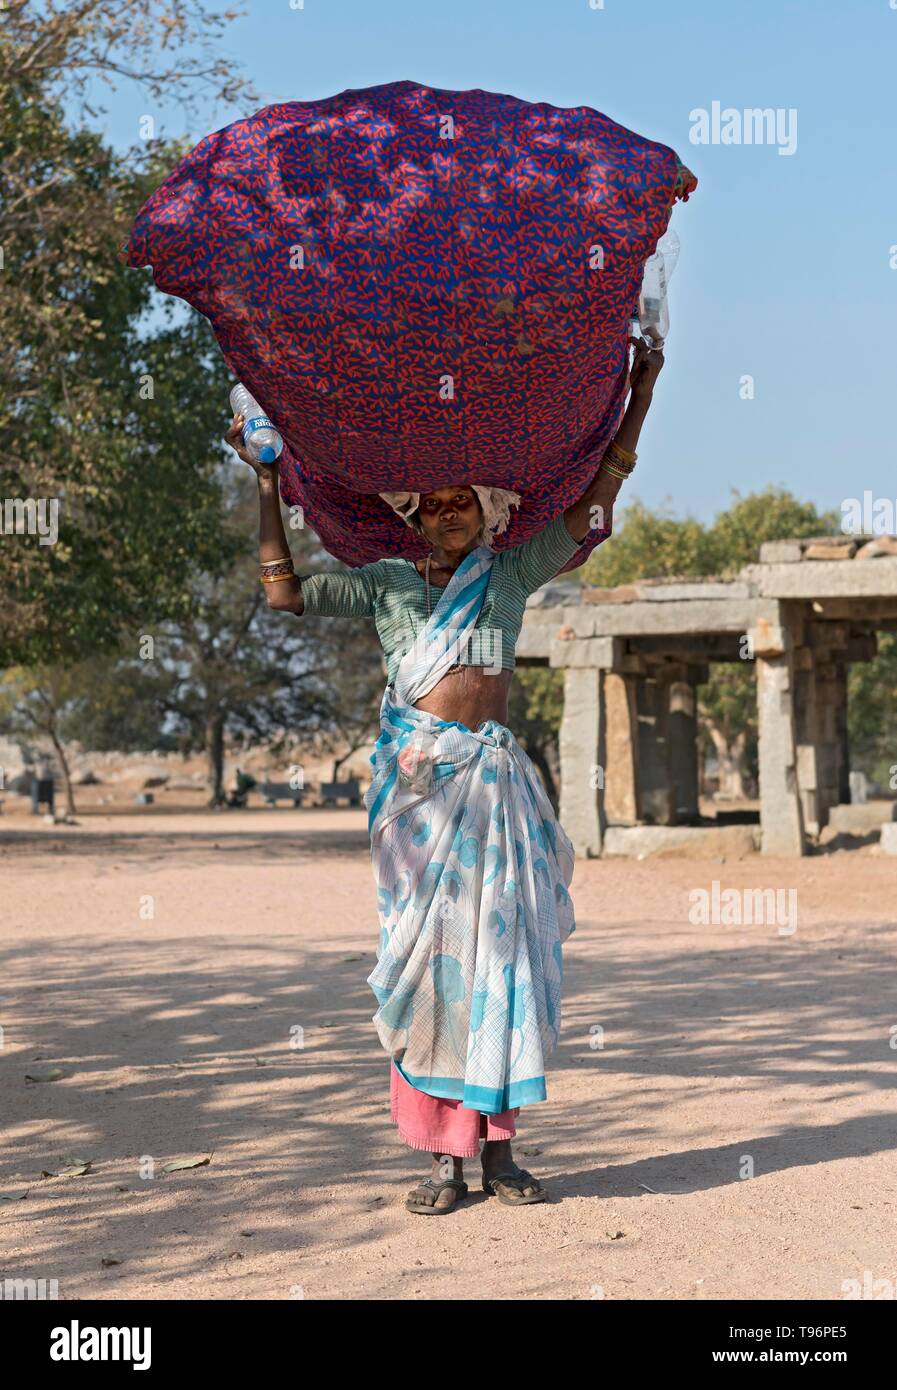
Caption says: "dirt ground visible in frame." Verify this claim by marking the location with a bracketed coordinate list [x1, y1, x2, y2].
[1, 805, 895, 1301]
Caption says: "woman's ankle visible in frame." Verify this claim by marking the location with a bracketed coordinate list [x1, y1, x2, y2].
[431, 1152, 463, 1179]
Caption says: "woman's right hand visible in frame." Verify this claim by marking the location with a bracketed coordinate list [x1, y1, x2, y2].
[628, 338, 665, 401]
[224, 414, 279, 483]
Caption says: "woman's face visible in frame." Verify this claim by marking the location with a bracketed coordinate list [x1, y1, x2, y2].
[415, 486, 483, 553]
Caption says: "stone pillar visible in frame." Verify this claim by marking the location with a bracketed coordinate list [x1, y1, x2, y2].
[753, 619, 805, 856]
[603, 671, 640, 825]
[668, 680, 700, 823]
[558, 667, 605, 857]
[794, 642, 853, 835]
[833, 659, 851, 806]
[793, 649, 823, 836]
[635, 675, 673, 825]
[815, 659, 846, 826]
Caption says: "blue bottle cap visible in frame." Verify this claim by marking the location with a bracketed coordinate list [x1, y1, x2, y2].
[259, 446, 276, 463]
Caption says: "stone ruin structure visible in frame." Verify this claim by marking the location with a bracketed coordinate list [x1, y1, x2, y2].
[518, 536, 897, 858]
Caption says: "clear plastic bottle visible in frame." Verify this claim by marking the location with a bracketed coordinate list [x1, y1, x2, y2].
[637, 229, 680, 348]
[229, 383, 283, 464]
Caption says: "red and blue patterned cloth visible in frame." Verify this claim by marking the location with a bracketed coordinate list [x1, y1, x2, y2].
[126, 81, 693, 571]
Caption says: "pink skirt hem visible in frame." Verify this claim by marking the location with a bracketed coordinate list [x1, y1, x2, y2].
[390, 1060, 519, 1157]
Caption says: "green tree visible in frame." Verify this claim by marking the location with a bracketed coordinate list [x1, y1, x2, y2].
[706, 488, 838, 573]
[56, 474, 384, 804]
[583, 497, 717, 587]
[0, 0, 253, 666]
[848, 633, 897, 787]
[508, 666, 565, 809]
[0, 663, 95, 814]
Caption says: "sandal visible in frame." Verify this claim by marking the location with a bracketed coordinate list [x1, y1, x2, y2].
[482, 1168, 547, 1206]
[405, 1176, 469, 1215]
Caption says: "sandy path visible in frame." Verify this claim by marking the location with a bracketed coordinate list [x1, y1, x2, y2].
[1, 809, 895, 1300]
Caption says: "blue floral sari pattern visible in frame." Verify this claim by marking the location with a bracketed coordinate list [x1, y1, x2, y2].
[364, 544, 576, 1114]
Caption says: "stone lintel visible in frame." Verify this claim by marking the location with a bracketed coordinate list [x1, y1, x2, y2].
[638, 581, 753, 603]
[515, 621, 573, 660]
[742, 557, 897, 599]
[540, 598, 780, 641]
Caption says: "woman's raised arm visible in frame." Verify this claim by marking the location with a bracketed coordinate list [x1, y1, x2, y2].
[563, 340, 665, 544]
[226, 413, 304, 614]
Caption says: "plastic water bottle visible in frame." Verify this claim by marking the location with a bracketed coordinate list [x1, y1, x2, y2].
[229, 384, 283, 464]
[637, 229, 680, 348]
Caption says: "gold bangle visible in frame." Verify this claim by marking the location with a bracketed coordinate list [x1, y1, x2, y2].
[260, 572, 296, 584]
[603, 448, 636, 476]
[260, 555, 293, 567]
[608, 440, 637, 465]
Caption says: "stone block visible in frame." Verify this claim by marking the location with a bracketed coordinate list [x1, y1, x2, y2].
[549, 635, 622, 669]
[759, 541, 803, 564]
[749, 620, 790, 658]
[747, 558, 897, 599]
[849, 770, 867, 804]
[856, 537, 897, 560]
[601, 824, 760, 859]
[803, 540, 858, 561]
[827, 802, 897, 835]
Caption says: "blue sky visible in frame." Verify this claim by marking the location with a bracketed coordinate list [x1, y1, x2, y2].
[87, 0, 896, 526]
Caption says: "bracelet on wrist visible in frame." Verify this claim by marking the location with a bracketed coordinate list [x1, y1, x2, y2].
[607, 439, 637, 466]
[259, 557, 296, 583]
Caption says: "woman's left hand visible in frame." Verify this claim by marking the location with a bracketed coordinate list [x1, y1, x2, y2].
[628, 337, 665, 400]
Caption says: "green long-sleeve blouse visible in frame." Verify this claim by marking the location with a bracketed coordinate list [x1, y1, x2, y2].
[299, 511, 584, 685]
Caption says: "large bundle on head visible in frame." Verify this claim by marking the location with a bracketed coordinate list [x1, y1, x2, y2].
[126, 80, 694, 569]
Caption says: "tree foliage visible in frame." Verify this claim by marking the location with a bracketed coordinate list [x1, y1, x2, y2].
[50, 473, 385, 802]
[0, 0, 252, 665]
[583, 487, 839, 587]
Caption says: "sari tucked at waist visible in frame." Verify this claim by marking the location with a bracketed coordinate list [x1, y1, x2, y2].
[364, 543, 576, 1114]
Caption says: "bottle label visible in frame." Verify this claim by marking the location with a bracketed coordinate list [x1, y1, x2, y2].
[243, 416, 274, 437]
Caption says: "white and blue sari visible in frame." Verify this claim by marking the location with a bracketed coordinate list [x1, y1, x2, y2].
[364, 543, 576, 1114]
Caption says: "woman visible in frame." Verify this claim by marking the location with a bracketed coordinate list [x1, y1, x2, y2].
[227, 340, 665, 1214]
